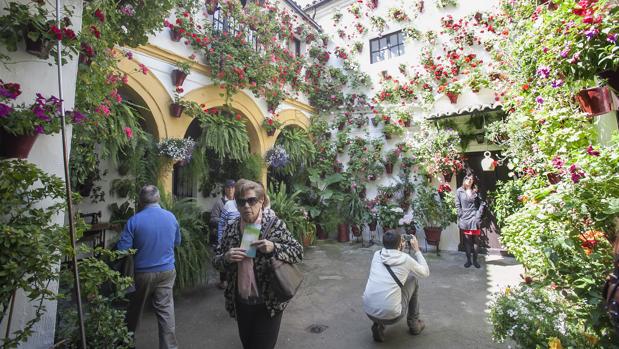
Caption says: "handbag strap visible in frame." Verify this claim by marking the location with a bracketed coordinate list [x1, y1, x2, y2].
[383, 263, 404, 288]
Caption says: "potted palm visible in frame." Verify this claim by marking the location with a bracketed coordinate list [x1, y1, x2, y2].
[412, 184, 456, 255]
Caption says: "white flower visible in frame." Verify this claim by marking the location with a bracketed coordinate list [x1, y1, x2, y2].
[391, 207, 404, 213]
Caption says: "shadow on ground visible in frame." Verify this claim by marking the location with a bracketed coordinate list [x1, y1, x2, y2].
[136, 241, 522, 349]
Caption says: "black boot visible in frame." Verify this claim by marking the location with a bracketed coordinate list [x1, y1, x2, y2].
[473, 255, 480, 268]
[464, 257, 472, 268]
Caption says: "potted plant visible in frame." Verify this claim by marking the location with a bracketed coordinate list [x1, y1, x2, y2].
[382, 148, 401, 175]
[262, 116, 283, 136]
[157, 137, 196, 166]
[575, 85, 613, 117]
[370, 114, 381, 127]
[378, 204, 405, 231]
[172, 61, 192, 87]
[0, 88, 64, 159]
[383, 122, 404, 139]
[110, 178, 134, 198]
[304, 171, 345, 240]
[396, 110, 412, 127]
[265, 145, 290, 170]
[444, 80, 464, 104]
[412, 184, 456, 255]
[206, 0, 219, 15]
[170, 86, 186, 117]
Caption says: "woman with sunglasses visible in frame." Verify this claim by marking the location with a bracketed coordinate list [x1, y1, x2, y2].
[212, 179, 303, 349]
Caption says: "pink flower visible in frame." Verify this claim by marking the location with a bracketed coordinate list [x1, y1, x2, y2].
[124, 127, 133, 139]
[138, 64, 149, 75]
[552, 156, 564, 169]
[96, 104, 110, 116]
[586, 145, 600, 156]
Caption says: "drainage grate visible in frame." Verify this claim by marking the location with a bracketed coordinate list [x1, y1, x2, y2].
[307, 324, 328, 334]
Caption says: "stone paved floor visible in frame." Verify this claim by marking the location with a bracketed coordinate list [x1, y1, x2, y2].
[136, 241, 522, 349]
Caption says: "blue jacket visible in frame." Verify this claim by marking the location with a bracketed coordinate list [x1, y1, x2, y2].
[117, 204, 181, 273]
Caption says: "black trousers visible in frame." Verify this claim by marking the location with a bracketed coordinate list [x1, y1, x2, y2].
[464, 235, 479, 261]
[235, 300, 283, 349]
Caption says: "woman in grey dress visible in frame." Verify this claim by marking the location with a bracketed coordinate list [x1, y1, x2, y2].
[455, 173, 486, 268]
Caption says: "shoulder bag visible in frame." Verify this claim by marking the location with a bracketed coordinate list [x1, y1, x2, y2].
[263, 217, 304, 302]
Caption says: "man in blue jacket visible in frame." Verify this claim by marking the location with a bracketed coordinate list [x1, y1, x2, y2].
[118, 185, 181, 349]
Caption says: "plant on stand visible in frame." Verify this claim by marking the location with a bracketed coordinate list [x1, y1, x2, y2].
[412, 184, 456, 255]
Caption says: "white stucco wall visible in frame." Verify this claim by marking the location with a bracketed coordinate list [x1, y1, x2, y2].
[311, 0, 501, 251]
[0, 1, 83, 347]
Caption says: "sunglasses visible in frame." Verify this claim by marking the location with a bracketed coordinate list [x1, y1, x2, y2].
[236, 197, 260, 208]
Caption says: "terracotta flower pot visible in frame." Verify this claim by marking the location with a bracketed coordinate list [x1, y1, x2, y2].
[443, 172, 453, 182]
[337, 223, 350, 242]
[169, 27, 182, 42]
[424, 226, 442, 248]
[575, 86, 613, 117]
[351, 225, 362, 237]
[368, 220, 378, 231]
[170, 103, 184, 117]
[446, 92, 459, 104]
[385, 163, 394, 174]
[0, 131, 38, 159]
[547, 172, 561, 185]
[172, 69, 188, 86]
[337, 121, 345, 130]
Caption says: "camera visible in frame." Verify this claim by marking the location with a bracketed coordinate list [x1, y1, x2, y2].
[402, 234, 415, 242]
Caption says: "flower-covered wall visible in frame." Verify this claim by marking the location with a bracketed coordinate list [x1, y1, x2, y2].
[0, 1, 83, 346]
[307, 0, 505, 250]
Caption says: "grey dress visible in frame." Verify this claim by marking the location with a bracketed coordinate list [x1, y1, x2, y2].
[455, 187, 486, 231]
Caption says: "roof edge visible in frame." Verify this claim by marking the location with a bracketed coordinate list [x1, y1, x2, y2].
[284, 0, 323, 32]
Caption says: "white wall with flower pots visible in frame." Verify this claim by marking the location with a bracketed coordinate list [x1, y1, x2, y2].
[0, 1, 83, 347]
[309, 0, 502, 251]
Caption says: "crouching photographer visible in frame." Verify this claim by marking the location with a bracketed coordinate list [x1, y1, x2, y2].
[362, 231, 430, 342]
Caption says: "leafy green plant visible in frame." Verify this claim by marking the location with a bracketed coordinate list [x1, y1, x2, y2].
[0, 160, 68, 347]
[237, 154, 265, 181]
[197, 109, 249, 161]
[160, 194, 210, 290]
[488, 179, 525, 228]
[377, 204, 405, 230]
[277, 127, 315, 176]
[110, 178, 134, 198]
[268, 182, 308, 243]
[56, 249, 134, 349]
[412, 184, 456, 228]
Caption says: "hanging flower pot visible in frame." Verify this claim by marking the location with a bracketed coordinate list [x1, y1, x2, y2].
[385, 162, 394, 174]
[337, 223, 350, 242]
[24, 24, 53, 59]
[169, 27, 182, 42]
[316, 224, 328, 240]
[76, 177, 95, 198]
[371, 118, 379, 127]
[358, 187, 366, 199]
[172, 69, 188, 86]
[337, 121, 345, 130]
[170, 103, 184, 117]
[0, 130, 38, 159]
[351, 224, 362, 237]
[446, 92, 459, 104]
[384, 132, 392, 140]
[266, 129, 276, 136]
[547, 172, 561, 185]
[575, 86, 613, 117]
[368, 220, 378, 231]
[368, 174, 377, 181]
[442, 171, 453, 182]
[481, 151, 496, 172]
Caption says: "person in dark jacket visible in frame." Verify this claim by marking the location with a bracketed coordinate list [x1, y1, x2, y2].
[212, 179, 303, 349]
[455, 173, 486, 268]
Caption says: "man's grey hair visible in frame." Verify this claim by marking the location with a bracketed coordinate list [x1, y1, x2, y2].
[139, 185, 160, 205]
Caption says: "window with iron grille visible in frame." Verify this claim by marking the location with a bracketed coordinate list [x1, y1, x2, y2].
[210, 9, 260, 51]
[173, 165, 195, 198]
[370, 31, 405, 64]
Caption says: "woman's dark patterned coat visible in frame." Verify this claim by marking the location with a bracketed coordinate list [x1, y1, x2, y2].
[212, 208, 303, 318]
